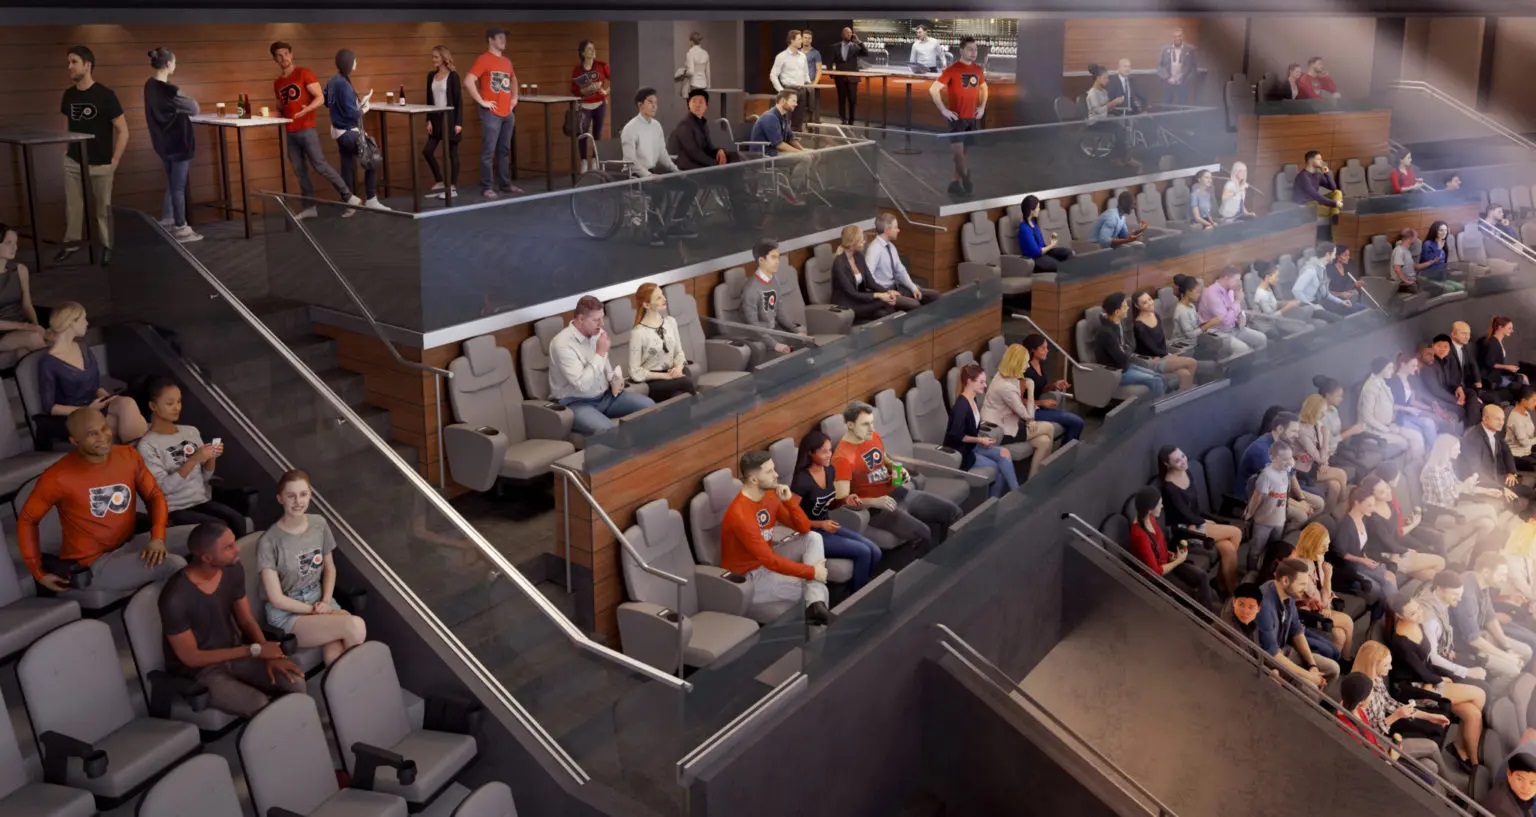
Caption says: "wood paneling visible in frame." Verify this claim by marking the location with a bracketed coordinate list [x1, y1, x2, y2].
[0, 21, 609, 241]
[1235, 110, 1391, 216]
[1333, 203, 1481, 255]
[1062, 18, 1202, 74]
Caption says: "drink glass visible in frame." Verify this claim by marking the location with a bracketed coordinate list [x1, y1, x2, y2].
[216, 102, 226, 117]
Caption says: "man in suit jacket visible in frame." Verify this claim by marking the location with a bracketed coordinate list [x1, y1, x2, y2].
[1156, 28, 1198, 105]
[1111, 58, 1145, 115]
[1459, 404, 1535, 506]
[1453, 320, 1512, 408]
[828, 27, 868, 125]
[1432, 333, 1483, 426]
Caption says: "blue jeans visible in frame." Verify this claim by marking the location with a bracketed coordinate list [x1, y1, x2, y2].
[1397, 413, 1439, 454]
[161, 157, 191, 227]
[972, 444, 1018, 497]
[1035, 407, 1084, 442]
[335, 131, 377, 199]
[560, 390, 654, 435]
[1120, 364, 1166, 398]
[287, 128, 351, 208]
[479, 109, 515, 192]
[820, 527, 882, 590]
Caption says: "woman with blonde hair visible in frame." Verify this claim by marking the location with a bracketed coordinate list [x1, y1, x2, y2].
[628, 282, 696, 401]
[1218, 161, 1254, 223]
[1420, 433, 1504, 532]
[423, 45, 462, 197]
[830, 225, 897, 322]
[1351, 640, 1450, 761]
[980, 344, 1056, 477]
[1285, 522, 1356, 660]
[38, 301, 148, 442]
[1295, 393, 1348, 506]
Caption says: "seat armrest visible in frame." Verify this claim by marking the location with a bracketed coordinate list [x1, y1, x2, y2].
[443, 423, 511, 493]
[705, 338, 752, 372]
[332, 585, 369, 614]
[423, 693, 484, 735]
[522, 401, 575, 440]
[146, 669, 211, 717]
[902, 456, 994, 488]
[829, 506, 870, 532]
[906, 444, 962, 470]
[1000, 255, 1036, 278]
[957, 261, 999, 287]
[693, 564, 751, 616]
[806, 304, 854, 336]
[40, 730, 107, 784]
[208, 481, 260, 518]
[616, 601, 692, 673]
[268, 809, 307, 817]
[261, 626, 299, 656]
[351, 742, 418, 790]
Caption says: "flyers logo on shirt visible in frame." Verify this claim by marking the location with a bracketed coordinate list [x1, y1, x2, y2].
[958, 72, 981, 88]
[760, 290, 777, 312]
[488, 71, 512, 94]
[755, 508, 772, 539]
[165, 441, 197, 467]
[296, 547, 324, 580]
[808, 492, 834, 518]
[861, 447, 891, 483]
[87, 484, 133, 518]
[68, 103, 98, 121]
[277, 82, 303, 103]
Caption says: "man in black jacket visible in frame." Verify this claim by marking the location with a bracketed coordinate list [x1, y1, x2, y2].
[668, 89, 752, 228]
[1459, 404, 1534, 507]
[828, 27, 867, 125]
[1428, 333, 1482, 427]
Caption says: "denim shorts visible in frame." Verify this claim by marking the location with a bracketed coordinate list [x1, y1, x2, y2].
[266, 583, 322, 633]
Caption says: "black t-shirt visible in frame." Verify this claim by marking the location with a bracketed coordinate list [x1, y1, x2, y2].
[60, 83, 124, 166]
[159, 564, 247, 675]
[789, 466, 839, 522]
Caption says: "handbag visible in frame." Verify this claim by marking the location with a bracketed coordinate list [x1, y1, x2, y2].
[354, 126, 383, 170]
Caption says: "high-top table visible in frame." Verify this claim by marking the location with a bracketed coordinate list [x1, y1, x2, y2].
[189, 113, 292, 239]
[370, 102, 455, 211]
[0, 127, 95, 271]
[819, 70, 895, 128]
[517, 94, 582, 191]
[889, 78, 929, 155]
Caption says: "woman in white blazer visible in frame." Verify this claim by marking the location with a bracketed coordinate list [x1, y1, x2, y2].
[980, 344, 1057, 477]
[1358, 356, 1425, 461]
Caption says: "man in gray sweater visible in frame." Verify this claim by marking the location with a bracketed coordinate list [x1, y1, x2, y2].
[741, 239, 804, 355]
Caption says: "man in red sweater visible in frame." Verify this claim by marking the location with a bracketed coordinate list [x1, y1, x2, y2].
[18, 408, 180, 594]
[720, 450, 832, 625]
[1297, 57, 1340, 100]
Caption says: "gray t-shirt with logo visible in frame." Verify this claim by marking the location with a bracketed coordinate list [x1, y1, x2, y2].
[137, 425, 212, 511]
[256, 514, 336, 598]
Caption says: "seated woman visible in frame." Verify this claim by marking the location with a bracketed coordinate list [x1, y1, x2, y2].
[790, 429, 882, 590]
[1016, 194, 1074, 272]
[1329, 483, 1396, 612]
[1218, 161, 1255, 224]
[1019, 334, 1084, 443]
[257, 469, 367, 664]
[1284, 522, 1356, 661]
[1385, 592, 1487, 772]
[1188, 169, 1218, 229]
[628, 283, 697, 402]
[1390, 152, 1430, 194]
[945, 364, 1018, 498]
[1350, 641, 1451, 763]
[1084, 64, 1139, 170]
[1169, 275, 1226, 361]
[1094, 293, 1166, 399]
[138, 378, 248, 533]
[1480, 316, 1534, 391]
[1362, 473, 1446, 582]
[1129, 289, 1197, 392]
[830, 225, 897, 323]
[1269, 64, 1303, 101]
[1508, 385, 1536, 472]
[38, 301, 147, 442]
[1420, 433, 1504, 539]
[1317, 374, 1387, 474]
[1328, 246, 1362, 305]
[1391, 351, 1450, 445]
[1248, 261, 1321, 334]
[1358, 356, 1426, 461]
[1155, 445, 1239, 594]
[1419, 221, 1464, 293]
[1295, 393, 1349, 508]
[1127, 486, 1217, 611]
[0, 224, 50, 356]
[979, 344, 1056, 479]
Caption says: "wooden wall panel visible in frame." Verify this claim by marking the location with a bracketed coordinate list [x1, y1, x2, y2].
[1333, 204, 1481, 255]
[1236, 109, 1391, 217]
[0, 21, 609, 240]
[1062, 18, 1203, 74]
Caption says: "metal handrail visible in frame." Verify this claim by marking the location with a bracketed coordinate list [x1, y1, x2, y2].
[1062, 514, 1493, 817]
[1478, 217, 1536, 267]
[1011, 312, 1092, 372]
[266, 194, 452, 491]
[804, 121, 947, 231]
[1390, 80, 1536, 154]
[134, 210, 693, 697]
[676, 671, 806, 784]
[934, 624, 1178, 817]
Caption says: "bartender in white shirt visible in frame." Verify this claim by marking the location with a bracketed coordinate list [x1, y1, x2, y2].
[909, 26, 948, 73]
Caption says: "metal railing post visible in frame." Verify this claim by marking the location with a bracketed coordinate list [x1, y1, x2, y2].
[563, 475, 573, 594]
[432, 374, 446, 491]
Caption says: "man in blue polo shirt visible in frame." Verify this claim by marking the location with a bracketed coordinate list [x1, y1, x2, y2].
[749, 89, 805, 157]
[1257, 559, 1338, 688]
[1092, 191, 1147, 249]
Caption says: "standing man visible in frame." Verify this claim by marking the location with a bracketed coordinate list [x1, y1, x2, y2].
[908, 25, 947, 74]
[58, 46, 127, 267]
[465, 26, 522, 199]
[1156, 28, 1198, 105]
[1297, 57, 1340, 100]
[769, 30, 810, 131]
[621, 87, 696, 245]
[829, 27, 867, 125]
[930, 36, 986, 198]
[271, 42, 358, 220]
[866, 213, 940, 308]
[800, 30, 824, 125]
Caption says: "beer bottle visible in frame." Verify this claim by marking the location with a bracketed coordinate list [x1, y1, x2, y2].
[236, 93, 246, 118]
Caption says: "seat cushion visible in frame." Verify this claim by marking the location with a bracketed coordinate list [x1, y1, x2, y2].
[0, 597, 80, 661]
[1000, 278, 1033, 296]
[697, 371, 749, 390]
[825, 558, 854, 584]
[499, 438, 577, 480]
[313, 788, 410, 817]
[291, 645, 325, 675]
[0, 451, 64, 496]
[922, 476, 971, 509]
[377, 730, 477, 803]
[56, 586, 132, 613]
[0, 783, 97, 817]
[683, 611, 760, 667]
[69, 717, 200, 796]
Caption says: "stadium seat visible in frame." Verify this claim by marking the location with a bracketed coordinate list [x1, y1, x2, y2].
[1273, 164, 1299, 204]
[905, 370, 1017, 470]
[0, 388, 62, 497]
[18, 619, 201, 808]
[767, 437, 900, 551]
[1337, 159, 1368, 208]
[618, 498, 759, 665]
[443, 336, 578, 491]
[0, 681, 95, 817]
[1039, 199, 1072, 246]
[123, 582, 240, 735]
[452, 782, 519, 817]
[1072, 307, 1153, 407]
[1163, 178, 1192, 226]
[713, 268, 778, 364]
[871, 389, 985, 507]
[1490, 187, 1512, 214]
[663, 283, 752, 390]
[240, 693, 408, 817]
[776, 263, 854, 342]
[959, 212, 1032, 296]
[1457, 228, 1516, 276]
[1067, 194, 1101, 244]
[687, 468, 854, 589]
[0, 525, 78, 664]
[803, 244, 837, 306]
[137, 754, 242, 817]
[1136, 183, 1177, 231]
[515, 316, 565, 402]
[1365, 156, 1392, 196]
[1512, 185, 1535, 219]
[1362, 235, 1392, 279]
[981, 335, 1007, 376]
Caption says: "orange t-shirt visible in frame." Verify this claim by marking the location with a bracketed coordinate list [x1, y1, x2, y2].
[719, 491, 813, 580]
[17, 445, 168, 580]
[274, 66, 319, 132]
[470, 52, 516, 117]
[939, 61, 985, 120]
[833, 432, 895, 500]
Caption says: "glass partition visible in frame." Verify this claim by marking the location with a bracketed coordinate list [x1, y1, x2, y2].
[1351, 187, 1483, 216]
[1049, 206, 1314, 281]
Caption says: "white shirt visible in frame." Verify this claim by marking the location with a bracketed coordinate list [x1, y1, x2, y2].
[548, 323, 613, 401]
[1085, 86, 1111, 122]
[910, 38, 946, 70]
[685, 44, 710, 89]
[770, 47, 809, 91]
[865, 235, 916, 292]
[1219, 180, 1245, 220]
[620, 114, 676, 177]
[1487, 426, 1501, 457]
[431, 74, 449, 107]
[1252, 286, 1279, 315]
[1454, 342, 1470, 370]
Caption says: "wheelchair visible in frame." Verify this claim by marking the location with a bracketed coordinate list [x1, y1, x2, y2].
[569, 132, 750, 243]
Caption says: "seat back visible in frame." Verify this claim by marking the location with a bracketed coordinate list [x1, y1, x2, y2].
[1274, 164, 1299, 203]
[768, 437, 797, 482]
[687, 468, 741, 566]
[1186, 460, 1216, 516]
[1363, 235, 1392, 278]
[872, 389, 916, 458]
[665, 283, 711, 374]
[15, 350, 44, 431]
[905, 371, 950, 445]
[821, 414, 845, 445]
[1338, 158, 1367, 200]
[139, 754, 243, 817]
[714, 268, 750, 326]
[804, 255, 833, 305]
[998, 212, 1023, 256]
[1039, 199, 1070, 238]
[1522, 222, 1536, 247]
[17, 619, 134, 744]
[124, 582, 168, 690]
[773, 265, 813, 331]
[1053, 96, 1080, 122]
[1077, 306, 1107, 365]
[1514, 185, 1534, 215]
[1366, 157, 1392, 195]
[947, 351, 977, 404]
[630, 500, 701, 614]
[1491, 187, 1513, 212]
[516, 316, 565, 401]
[1137, 184, 1168, 228]
[450, 336, 529, 441]
[1099, 513, 1131, 550]
[1164, 178, 1192, 222]
[1276, 255, 1298, 297]
[323, 641, 413, 774]
[1156, 287, 1177, 323]
[1068, 194, 1100, 243]
[1458, 228, 1490, 264]
[1201, 446, 1237, 509]
[604, 297, 640, 381]
[454, 782, 519, 817]
[961, 212, 1001, 266]
[0, 685, 30, 798]
[1242, 271, 1260, 305]
[240, 693, 341, 817]
[236, 530, 269, 610]
[982, 338, 1005, 376]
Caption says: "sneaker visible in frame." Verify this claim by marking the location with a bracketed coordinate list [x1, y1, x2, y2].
[364, 197, 393, 211]
[342, 194, 363, 218]
[51, 246, 80, 263]
[805, 601, 836, 628]
[498, 185, 524, 195]
[172, 225, 204, 244]
[781, 189, 805, 206]
[962, 174, 974, 194]
[947, 180, 966, 199]
[295, 207, 319, 221]
[158, 217, 175, 228]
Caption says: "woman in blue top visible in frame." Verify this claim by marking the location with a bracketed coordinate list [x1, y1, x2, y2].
[1016, 194, 1074, 272]
[944, 363, 1019, 498]
[1189, 169, 1218, 229]
[38, 301, 148, 442]
[790, 429, 883, 590]
[1420, 221, 1452, 283]
[325, 50, 389, 213]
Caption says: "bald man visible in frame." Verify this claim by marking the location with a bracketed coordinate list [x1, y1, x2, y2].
[1452, 320, 1512, 409]
[1459, 404, 1535, 508]
[17, 407, 182, 594]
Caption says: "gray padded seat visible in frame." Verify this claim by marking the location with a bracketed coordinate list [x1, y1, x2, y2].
[1038, 199, 1071, 245]
[959, 212, 1032, 295]
[1362, 235, 1392, 279]
[238, 530, 323, 674]
[1274, 164, 1299, 203]
[687, 469, 853, 586]
[1276, 255, 1299, 298]
[0, 391, 62, 496]
[945, 351, 976, 405]
[618, 500, 759, 668]
[662, 283, 751, 390]
[803, 246, 837, 306]
[766, 437, 899, 551]
[1459, 228, 1517, 275]
[515, 316, 565, 402]
[123, 582, 241, 733]
[1137, 184, 1175, 231]
[983, 336, 1006, 373]
[444, 336, 577, 491]
[1338, 158, 1368, 206]
[1523, 222, 1536, 248]
[241, 693, 408, 817]
[872, 390, 974, 508]
[1366, 157, 1392, 196]
[17, 347, 127, 448]
[0, 526, 78, 663]
[1164, 178, 1192, 225]
[1490, 187, 1512, 214]
[452, 782, 518, 817]
[1067, 194, 1100, 244]
[324, 642, 477, 808]
[0, 684, 94, 817]
[776, 264, 853, 343]
[713, 267, 752, 328]
[998, 211, 1023, 256]
[138, 754, 242, 817]
[18, 619, 200, 802]
[1073, 307, 1152, 407]
[602, 297, 647, 397]
[1513, 185, 1535, 218]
